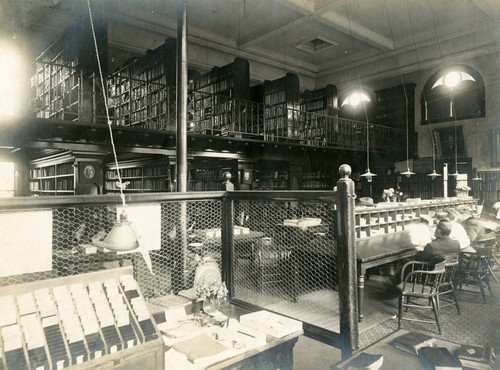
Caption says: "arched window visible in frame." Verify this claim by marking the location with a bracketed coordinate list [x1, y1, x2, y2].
[421, 65, 484, 124]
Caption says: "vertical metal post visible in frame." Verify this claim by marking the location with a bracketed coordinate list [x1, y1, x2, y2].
[176, 0, 189, 288]
[176, 0, 188, 192]
[221, 194, 234, 297]
[336, 164, 359, 359]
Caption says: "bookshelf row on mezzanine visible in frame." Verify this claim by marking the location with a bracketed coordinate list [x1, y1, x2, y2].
[31, 16, 107, 123]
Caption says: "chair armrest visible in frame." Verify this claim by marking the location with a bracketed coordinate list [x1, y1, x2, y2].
[399, 260, 433, 283]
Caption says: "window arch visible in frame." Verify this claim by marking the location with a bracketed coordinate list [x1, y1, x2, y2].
[421, 65, 484, 124]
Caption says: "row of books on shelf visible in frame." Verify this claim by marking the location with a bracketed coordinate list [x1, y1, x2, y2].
[31, 165, 74, 178]
[105, 179, 169, 190]
[30, 179, 74, 191]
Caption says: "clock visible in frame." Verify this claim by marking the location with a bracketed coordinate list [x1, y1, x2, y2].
[83, 164, 96, 180]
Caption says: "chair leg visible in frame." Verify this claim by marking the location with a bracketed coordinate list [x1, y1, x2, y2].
[430, 296, 442, 335]
[398, 294, 403, 330]
[485, 276, 494, 296]
[476, 276, 487, 303]
[450, 287, 460, 314]
[488, 265, 499, 284]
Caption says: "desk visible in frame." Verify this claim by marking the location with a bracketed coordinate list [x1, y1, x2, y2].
[275, 226, 416, 322]
[332, 329, 460, 370]
[160, 304, 302, 370]
[356, 234, 416, 321]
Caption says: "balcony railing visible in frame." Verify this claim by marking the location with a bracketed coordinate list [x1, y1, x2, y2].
[29, 61, 404, 153]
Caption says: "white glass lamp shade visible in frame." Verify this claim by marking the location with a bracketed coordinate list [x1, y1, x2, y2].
[401, 168, 415, 177]
[360, 169, 377, 182]
[427, 170, 442, 179]
[103, 211, 139, 251]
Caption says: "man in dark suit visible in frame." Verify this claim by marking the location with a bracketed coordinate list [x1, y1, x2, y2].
[416, 219, 461, 262]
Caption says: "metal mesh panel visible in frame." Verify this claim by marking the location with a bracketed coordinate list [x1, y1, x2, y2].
[231, 199, 339, 333]
[0, 200, 223, 304]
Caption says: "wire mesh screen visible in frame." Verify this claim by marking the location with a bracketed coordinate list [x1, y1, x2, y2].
[231, 199, 340, 333]
[0, 199, 223, 304]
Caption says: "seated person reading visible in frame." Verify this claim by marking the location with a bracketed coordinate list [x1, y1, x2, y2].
[416, 219, 460, 263]
[435, 208, 473, 252]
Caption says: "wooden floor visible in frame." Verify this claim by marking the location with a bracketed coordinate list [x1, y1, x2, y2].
[234, 275, 399, 334]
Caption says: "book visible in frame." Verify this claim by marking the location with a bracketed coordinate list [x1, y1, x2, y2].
[172, 333, 228, 363]
[458, 344, 495, 369]
[347, 352, 383, 370]
[392, 331, 436, 355]
[418, 346, 462, 370]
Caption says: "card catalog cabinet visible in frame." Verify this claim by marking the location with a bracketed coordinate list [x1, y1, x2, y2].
[0, 267, 163, 370]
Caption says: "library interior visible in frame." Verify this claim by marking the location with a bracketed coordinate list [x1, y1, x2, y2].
[0, 0, 499, 369]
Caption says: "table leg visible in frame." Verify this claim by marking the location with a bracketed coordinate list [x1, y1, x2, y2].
[357, 266, 365, 322]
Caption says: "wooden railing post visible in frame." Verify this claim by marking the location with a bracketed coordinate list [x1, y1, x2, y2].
[336, 164, 359, 358]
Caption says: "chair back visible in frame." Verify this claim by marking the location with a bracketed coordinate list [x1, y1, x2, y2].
[458, 247, 492, 274]
[403, 260, 446, 295]
[431, 254, 459, 283]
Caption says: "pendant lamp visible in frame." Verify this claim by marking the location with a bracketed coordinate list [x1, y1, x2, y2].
[87, 0, 139, 252]
[360, 121, 376, 182]
[427, 123, 441, 179]
[472, 122, 482, 181]
[401, 85, 414, 178]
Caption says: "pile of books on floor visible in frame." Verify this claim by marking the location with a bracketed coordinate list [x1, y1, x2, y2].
[392, 331, 496, 370]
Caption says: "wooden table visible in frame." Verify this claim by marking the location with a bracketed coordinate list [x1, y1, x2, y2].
[161, 303, 302, 370]
[355, 232, 417, 322]
[332, 329, 461, 370]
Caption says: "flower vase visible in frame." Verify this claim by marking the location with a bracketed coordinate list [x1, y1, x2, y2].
[202, 296, 220, 315]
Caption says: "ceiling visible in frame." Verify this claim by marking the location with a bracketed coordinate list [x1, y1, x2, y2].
[1, 0, 499, 89]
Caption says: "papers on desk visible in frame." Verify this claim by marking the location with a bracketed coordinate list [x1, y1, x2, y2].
[172, 334, 228, 363]
[239, 310, 303, 338]
[163, 317, 267, 370]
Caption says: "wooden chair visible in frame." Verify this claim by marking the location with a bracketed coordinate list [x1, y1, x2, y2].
[432, 255, 460, 314]
[454, 247, 494, 303]
[397, 258, 447, 334]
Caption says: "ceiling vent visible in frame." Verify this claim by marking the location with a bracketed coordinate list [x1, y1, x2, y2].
[295, 35, 339, 54]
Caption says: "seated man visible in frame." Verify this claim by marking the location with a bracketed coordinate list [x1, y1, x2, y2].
[456, 205, 497, 248]
[435, 208, 473, 252]
[416, 219, 460, 262]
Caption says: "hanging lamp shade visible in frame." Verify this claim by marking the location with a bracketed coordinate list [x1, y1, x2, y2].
[427, 170, 442, 179]
[360, 169, 377, 182]
[472, 175, 482, 181]
[450, 170, 460, 177]
[103, 210, 139, 251]
[401, 168, 415, 177]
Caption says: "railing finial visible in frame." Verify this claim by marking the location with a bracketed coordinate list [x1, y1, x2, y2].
[339, 164, 352, 179]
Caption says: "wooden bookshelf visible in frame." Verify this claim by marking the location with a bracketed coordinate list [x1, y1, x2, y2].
[262, 73, 300, 142]
[255, 160, 290, 190]
[108, 38, 177, 130]
[472, 171, 500, 202]
[30, 153, 104, 196]
[299, 84, 338, 146]
[104, 157, 172, 193]
[190, 57, 250, 135]
[188, 158, 238, 191]
[31, 17, 107, 123]
[30, 157, 75, 196]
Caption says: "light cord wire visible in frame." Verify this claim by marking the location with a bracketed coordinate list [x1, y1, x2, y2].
[86, 0, 126, 209]
[343, 0, 372, 174]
